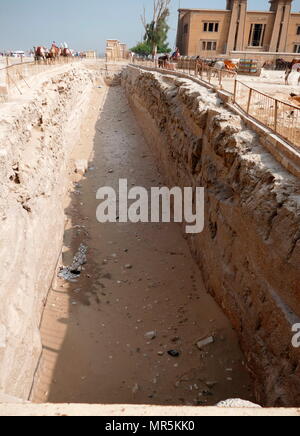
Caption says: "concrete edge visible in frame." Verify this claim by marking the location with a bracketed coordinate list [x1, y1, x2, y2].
[0, 404, 299, 416]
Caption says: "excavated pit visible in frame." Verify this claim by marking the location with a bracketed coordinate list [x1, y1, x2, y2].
[0, 64, 300, 408]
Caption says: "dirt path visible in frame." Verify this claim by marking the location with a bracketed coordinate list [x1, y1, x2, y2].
[32, 84, 255, 406]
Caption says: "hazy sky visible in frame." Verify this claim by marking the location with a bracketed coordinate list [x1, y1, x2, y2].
[0, 0, 299, 53]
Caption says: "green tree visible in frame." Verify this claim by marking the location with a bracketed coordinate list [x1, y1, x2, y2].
[141, 0, 171, 57]
[130, 42, 152, 56]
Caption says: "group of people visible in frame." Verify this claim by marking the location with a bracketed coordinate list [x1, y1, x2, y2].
[157, 47, 181, 69]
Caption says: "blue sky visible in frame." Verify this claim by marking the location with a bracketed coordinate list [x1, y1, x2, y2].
[0, 0, 299, 53]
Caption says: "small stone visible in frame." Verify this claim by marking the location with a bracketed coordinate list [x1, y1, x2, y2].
[145, 331, 157, 340]
[196, 336, 214, 350]
[157, 351, 164, 356]
[168, 350, 181, 358]
[132, 383, 140, 394]
[125, 264, 133, 270]
[75, 160, 88, 175]
[217, 399, 261, 408]
[206, 381, 218, 388]
[202, 390, 213, 396]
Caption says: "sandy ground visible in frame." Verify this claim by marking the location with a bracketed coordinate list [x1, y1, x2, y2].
[31, 81, 255, 406]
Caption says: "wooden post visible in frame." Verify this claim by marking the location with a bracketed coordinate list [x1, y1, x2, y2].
[6, 56, 10, 90]
[274, 99, 278, 133]
[233, 79, 237, 103]
[247, 88, 253, 114]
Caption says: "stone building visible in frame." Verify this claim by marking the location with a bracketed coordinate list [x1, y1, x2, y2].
[106, 40, 129, 61]
[176, 0, 300, 58]
[85, 50, 97, 59]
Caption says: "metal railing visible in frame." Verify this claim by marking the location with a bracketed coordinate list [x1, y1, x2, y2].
[234, 81, 300, 148]
[0, 57, 85, 101]
[132, 57, 236, 94]
[132, 57, 300, 149]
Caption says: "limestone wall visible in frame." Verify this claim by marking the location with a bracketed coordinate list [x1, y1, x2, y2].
[122, 66, 300, 407]
[0, 65, 96, 399]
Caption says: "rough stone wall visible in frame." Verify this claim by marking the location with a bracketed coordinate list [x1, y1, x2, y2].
[122, 66, 300, 407]
[0, 66, 95, 399]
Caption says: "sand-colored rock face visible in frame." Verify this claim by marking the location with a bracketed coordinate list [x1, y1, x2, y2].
[0, 65, 96, 399]
[122, 66, 300, 407]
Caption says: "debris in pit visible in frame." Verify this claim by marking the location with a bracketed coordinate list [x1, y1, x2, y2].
[132, 383, 140, 395]
[196, 336, 214, 350]
[58, 244, 88, 282]
[75, 160, 88, 176]
[168, 350, 181, 358]
[145, 331, 157, 340]
[206, 381, 218, 388]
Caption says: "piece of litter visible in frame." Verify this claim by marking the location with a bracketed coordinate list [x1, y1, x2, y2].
[145, 331, 157, 340]
[196, 336, 214, 350]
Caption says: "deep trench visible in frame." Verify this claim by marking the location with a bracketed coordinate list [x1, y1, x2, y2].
[31, 83, 255, 406]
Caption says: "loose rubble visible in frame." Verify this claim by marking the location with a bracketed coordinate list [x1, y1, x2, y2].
[58, 244, 88, 282]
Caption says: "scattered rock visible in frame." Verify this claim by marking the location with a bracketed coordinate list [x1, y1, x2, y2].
[145, 331, 157, 340]
[125, 264, 133, 270]
[196, 336, 214, 350]
[58, 244, 88, 282]
[75, 160, 88, 175]
[168, 350, 181, 358]
[202, 390, 213, 396]
[216, 399, 261, 408]
[132, 384, 140, 394]
[206, 381, 218, 388]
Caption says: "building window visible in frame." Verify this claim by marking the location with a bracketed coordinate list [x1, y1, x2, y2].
[248, 24, 266, 47]
[202, 41, 217, 51]
[297, 26, 300, 35]
[294, 44, 300, 53]
[184, 24, 188, 34]
[203, 22, 219, 33]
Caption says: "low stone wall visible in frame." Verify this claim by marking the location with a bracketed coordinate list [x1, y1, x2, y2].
[122, 66, 300, 407]
[0, 65, 96, 399]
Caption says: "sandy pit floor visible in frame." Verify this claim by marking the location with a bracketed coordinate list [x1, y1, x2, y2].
[31, 82, 255, 406]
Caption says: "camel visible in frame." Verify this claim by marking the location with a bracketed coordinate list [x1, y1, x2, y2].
[61, 47, 72, 57]
[47, 43, 61, 62]
[284, 59, 300, 85]
[34, 46, 46, 62]
[290, 93, 300, 106]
